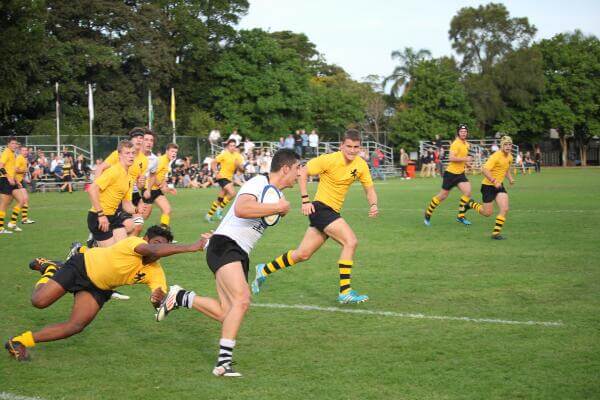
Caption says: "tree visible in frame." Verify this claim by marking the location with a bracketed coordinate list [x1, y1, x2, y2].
[449, 2, 536, 73]
[359, 75, 388, 142]
[382, 47, 431, 99]
[389, 58, 475, 149]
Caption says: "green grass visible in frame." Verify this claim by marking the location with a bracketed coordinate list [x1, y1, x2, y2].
[1, 168, 599, 400]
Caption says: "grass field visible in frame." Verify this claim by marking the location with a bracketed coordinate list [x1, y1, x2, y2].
[1, 168, 599, 400]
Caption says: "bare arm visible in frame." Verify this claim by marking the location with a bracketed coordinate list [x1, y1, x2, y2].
[134, 233, 211, 261]
[210, 160, 218, 174]
[87, 183, 104, 214]
[364, 185, 379, 217]
[93, 162, 111, 181]
[505, 169, 514, 185]
[234, 193, 289, 219]
[298, 165, 315, 216]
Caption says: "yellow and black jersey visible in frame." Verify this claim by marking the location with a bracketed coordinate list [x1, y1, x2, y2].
[152, 155, 171, 190]
[62, 162, 73, 178]
[446, 139, 470, 175]
[15, 155, 27, 183]
[482, 151, 513, 186]
[0, 147, 16, 178]
[90, 163, 132, 215]
[84, 236, 167, 292]
[306, 151, 373, 212]
[215, 150, 244, 180]
[105, 150, 148, 185]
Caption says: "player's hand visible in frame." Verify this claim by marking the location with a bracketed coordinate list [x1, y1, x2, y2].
[191, 232, 212, 252]
[301, 201, 314, 216]
[143, 190, 151, 199]
[137, 176, 146, 188]
[277, 198, 290, 217]
[98, 215, 109, 232]
[509, 179, 515, 186]
[167, 187, 177, 195]
[494, 182, 502, 189]
[150, 288, 166, 308]
[368, 204, 379, 218]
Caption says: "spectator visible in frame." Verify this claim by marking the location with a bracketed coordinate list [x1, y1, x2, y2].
[491, 141, 499, 153]
[370, 148, 385, 180]
[37, 150, 49, 175]
[301, 129, 309, 157]
[516, 151, 526, 174]
[534, 146, 542, 172]
[284, 134, 295, 150]
[308, 129, 319, 156]
[50, 154, 62, 174]
[294, 130, 303, 157]
[524, 151, 535, 169]
[277, 137, 285, 149]
[228, 129, 242, 146]
[430, 149, 438, 177]
[420, 150, 432, 178]
[60, 155, 75, 193]
[243, 136, 255, 157]
[73, 154, 89, 178]
[399, 148, 409, 178]
[208, 129, 221, 146]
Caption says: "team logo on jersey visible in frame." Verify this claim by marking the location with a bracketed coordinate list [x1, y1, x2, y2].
[134, 271, 146, 282]
[350, 169, 358, 179]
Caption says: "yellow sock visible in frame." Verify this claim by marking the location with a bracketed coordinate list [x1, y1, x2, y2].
[339, 259, 354, 294]
[0, 210, 5, 229]
[493, 215, 506, 236]
[160, 214, 170, 227]
[457, 195, 470, 218]
[35, 265, 57, 287]
[425, 196, 441, 218]
[263, 250, 296, 275]
[12, 331, 35, 347]
[219, 196, 231, 208]
[207, 200, 219, 217]
[11, 206, 20, 224]
[21, 204, 29, 222]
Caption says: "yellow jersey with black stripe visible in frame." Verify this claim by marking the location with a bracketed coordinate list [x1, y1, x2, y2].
[84, 236, 167, 292]
[307, 151, 374, 212]
[152, 155, 171, 189]
[215, 150, 244, 180]
[15, 155, 27, 183]
[62, 161, 72, 178]
[446, 138, 470, 174]
[90, 163, 132, 215]
[0, 147, 16, 178]
[482, 151, 513, 186]
[105, 150, 148, 185]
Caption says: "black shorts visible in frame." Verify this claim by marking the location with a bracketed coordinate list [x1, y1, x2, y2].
[132, 191, 142, 205]
[481, 184, 507, 203]
[442, 171, 469, 190]
[309, 201, 341, 232]
[206, 234, 250, 281]
[0, 177, 17, 195]
[62, 175, 72, 182]
[51, 254, 113, 308]
[216, 178, 232, 189]
[142, 189, 164, 204]
[87, 211, 125, 242]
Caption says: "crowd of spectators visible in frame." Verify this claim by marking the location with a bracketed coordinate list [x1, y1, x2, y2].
[19, 146, 90, 192]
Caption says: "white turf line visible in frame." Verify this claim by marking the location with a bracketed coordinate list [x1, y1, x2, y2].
[0, 393, 44, 400]
[252, 303, 564, 327]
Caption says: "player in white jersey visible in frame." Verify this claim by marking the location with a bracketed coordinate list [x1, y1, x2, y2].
[155, 149, 300, 377]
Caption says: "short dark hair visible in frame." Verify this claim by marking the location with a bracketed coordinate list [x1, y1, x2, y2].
[128, 127, 147, 138]
[166, 143, 179, 151]
[270, 149, 300, 172]
[343, 129, 361, 142]
[6, 136, 17, 144]
[145, 225, 174, 243]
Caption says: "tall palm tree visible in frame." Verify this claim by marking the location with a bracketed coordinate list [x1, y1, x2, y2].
[383, 47, 432, 98]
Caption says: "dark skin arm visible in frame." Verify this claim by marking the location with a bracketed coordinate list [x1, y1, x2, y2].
[134, 233, 211, 265]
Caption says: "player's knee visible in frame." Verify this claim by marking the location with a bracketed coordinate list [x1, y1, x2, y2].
[31, 293, 50, 309]
[233, 293, 251, 313]
[345, 236, 358, 250]
[293, 249, 311, 262]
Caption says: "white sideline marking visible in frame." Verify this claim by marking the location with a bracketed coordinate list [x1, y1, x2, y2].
[252, 303, 564, 327]
[0, 393, 44, 400]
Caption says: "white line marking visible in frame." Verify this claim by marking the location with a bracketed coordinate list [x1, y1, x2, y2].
[252, 303, 564, 327]
[0, 393, 45, 400]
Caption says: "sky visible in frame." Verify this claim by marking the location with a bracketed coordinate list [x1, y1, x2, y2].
[237, 0, 600, 81]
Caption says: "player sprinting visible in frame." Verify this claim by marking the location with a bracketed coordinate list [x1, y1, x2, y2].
[252, 129, 379, 304]
[4, 225, 210, 361]
[205, 138, 244, 222]
[465, 136, 515, 240]
[156, 149, 300, 377]
[0, 137, 24, 234]
[423, 124, 483, 226]
[143, 143, 178, 229]
[7, 144, 35, 231]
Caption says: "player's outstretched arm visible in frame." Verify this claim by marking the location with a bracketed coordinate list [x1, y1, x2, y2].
[234, 194, 289, 219]
[135, 233, 211, 260]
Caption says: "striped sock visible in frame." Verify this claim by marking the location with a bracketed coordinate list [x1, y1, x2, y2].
[217, 338, 236, 367]
[207, 200, 220, 217]
[21, 204, 29, 222]
[468, 199, 483, 214]
[11, 331, 35, 348]
[339, 259, 353, 295]
[160, 214, 170, 227]
[175, 289, 196, 309]
[219, 196, 231, 209]
[36, 264, 58, 287]
[262, 250, 296, 275]
[425, 196, 440, 219]
[493, 215, 506, 236]
[457, 195, 470, 219]
[11, 206, 20, 225]
[0, 210, 5, 230]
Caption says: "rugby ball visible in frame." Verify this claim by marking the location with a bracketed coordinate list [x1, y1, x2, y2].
[261, 184, 282, 226]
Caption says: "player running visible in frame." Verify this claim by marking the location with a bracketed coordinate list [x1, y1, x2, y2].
[143, 143, 178, 229]
[205, 138, 244, 222]
[7, 144, 35, 231]
[252, 129, 379, 304]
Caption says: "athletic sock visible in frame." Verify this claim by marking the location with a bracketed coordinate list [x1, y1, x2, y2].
[457, 195, 470, 218]
[217, 338, 236, 367]
[12, 331, 35, 348]
[493, 215, 506, 236]
[35, 264, 58, 287]
[207, 199, 220, 217]
[175, 289, 196, 309]
[21, 205, 29, 222]
[160, 214, 170, 227]
[10, 206, 20, 225]
[262, 250, 295, 275]
[468, 199, 483, 214]
[338, 259, 353, 295]
[0, 210, 5, 230]
[425, 196, 440, 219]
[219, 196, 231, 209]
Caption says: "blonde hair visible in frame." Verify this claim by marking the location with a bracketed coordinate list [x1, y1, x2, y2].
[500, 136, 513, 146]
